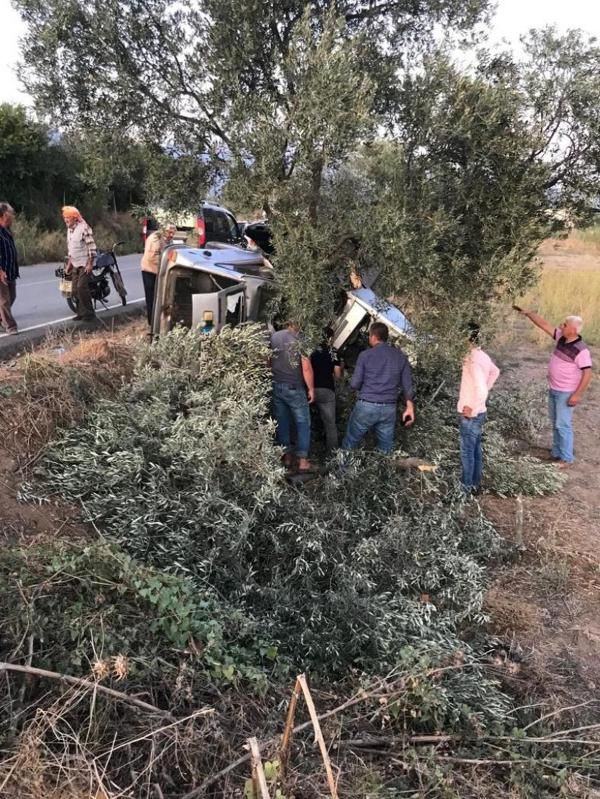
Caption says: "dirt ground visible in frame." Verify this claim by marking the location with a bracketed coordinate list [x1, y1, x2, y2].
[0, 321, 145, 547]
[537, 234, 600, 271]
[484, 330, 600, 704]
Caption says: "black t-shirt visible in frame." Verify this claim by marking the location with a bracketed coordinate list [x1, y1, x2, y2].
[310, 346, 341, 391]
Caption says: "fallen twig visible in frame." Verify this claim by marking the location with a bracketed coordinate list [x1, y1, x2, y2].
[248, 737, 271, 799]
[181, 664, 478, 798]
[279, 676, 301, 781]
[298, 674, 339, 798]
[0, 661, 180, 720]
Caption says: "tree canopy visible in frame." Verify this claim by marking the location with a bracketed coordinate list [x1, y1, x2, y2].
[11, 0, 600, 328]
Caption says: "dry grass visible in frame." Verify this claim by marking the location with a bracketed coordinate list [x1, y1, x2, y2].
[518, 269, 600, 345]
[0, 328, 141, 469]
[576, 225, 600, 249]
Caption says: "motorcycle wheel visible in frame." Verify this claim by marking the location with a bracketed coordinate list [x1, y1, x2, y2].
[112, 271, 127, 306]
[67, 297, 78, 314]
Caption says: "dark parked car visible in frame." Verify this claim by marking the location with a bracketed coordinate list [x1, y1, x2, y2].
[143, 202, 245, 249]
[243, 220, 273, 255]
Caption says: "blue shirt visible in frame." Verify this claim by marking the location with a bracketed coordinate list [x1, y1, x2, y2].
[0, 227, 18, 281]
[351, 342, 413, 404]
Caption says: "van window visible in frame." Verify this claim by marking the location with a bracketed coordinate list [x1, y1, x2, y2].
[204, 208, 216, 239]
[225, 213, 240, 242]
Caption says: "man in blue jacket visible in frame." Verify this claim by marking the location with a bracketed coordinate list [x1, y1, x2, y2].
[342, 322, 414, 453]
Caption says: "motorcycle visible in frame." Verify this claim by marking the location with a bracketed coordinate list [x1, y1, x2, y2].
[55, 241, 128, 314]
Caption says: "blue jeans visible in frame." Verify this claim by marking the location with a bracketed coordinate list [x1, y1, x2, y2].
[460, 412, 486, 491]
[548, 389, 575, 463]
[272, 382, 311, 458]
[342, 400, 397, 453]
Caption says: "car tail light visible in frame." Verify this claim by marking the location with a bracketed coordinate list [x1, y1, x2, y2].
[197, 216, 206, 247]
[142, 217, 148, 242]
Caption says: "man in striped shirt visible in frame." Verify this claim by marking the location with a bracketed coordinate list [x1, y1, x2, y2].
[0, 202, 19, 335]
[62, 206, 97, 321]
[518, 308, 592, 467]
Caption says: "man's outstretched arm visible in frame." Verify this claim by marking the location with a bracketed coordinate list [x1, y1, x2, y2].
[514, 306, 554, 338]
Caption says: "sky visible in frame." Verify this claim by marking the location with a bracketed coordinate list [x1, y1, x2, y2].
[0, 0, 599, 106]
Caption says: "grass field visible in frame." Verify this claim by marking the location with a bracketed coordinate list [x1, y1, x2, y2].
[576, 224, 600, 248]
[518, 229, 600, 344]
[520, 269, 600, 344]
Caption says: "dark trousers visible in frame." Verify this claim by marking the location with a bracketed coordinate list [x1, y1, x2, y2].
[142, 271, 157, 326]
[71, 267, 95, 318]
[0, 280, 17, 331]
[314, 387, 338, 451]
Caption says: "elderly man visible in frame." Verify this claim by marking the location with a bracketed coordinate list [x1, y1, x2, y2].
[141, 223, 177, 326]
[518, 308, 592, 467]
[271, 321, 315, 472]
[342, 322, 414, 453]
[62, 206, 97, 321]
[0, 202, 19, 335]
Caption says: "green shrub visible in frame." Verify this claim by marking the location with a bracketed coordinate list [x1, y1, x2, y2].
[13, 212, 141, 265]
[28, 327, 511, 703]
[0, 539, 272, 692]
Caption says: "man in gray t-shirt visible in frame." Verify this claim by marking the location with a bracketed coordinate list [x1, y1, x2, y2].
[270, 323, 315, 471]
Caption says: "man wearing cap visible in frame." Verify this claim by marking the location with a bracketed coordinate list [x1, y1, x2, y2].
[62, 206, 97, 321]
[141, 223, 177, 327]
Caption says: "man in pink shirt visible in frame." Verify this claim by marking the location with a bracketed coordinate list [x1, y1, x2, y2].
[458, 323, 500, 493]
[517, 309, 592, 467]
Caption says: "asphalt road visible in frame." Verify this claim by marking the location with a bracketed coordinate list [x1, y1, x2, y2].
[1, 252, 146, 336]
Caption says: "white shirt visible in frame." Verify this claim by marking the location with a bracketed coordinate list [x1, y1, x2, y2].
[457, 347, 500, 416]
[67, 221, 96, 268]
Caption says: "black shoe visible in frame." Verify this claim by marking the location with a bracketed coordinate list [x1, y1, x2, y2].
[80, 314, 97, 322]
[71, 315, 83, 321]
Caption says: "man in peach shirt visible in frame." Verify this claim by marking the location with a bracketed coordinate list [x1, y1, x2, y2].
[141, 223, 176, 327]
[457, 323, 500, 494]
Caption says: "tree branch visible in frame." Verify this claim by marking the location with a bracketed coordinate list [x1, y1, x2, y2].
[0, 661, 183, 721]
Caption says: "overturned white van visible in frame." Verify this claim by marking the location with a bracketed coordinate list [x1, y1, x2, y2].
[151, 244, 274, 336]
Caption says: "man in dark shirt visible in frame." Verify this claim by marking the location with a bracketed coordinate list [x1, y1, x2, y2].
[0, 202, 19, 335]
[342, 322, 414, 453]
[310, 327, 344, 452]
[270, 322, 315, 472]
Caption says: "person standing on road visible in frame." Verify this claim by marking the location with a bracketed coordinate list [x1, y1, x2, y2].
[310, 327, 343, 453]
[0, 202, 19, 335]
[517, 308, 592, 467]
[342, 322, 414, 453]
[62, 206, 97, 321]
[271, 322, 315, 472]
[141, 223, 177, 327]
[457, 323, 500, 494]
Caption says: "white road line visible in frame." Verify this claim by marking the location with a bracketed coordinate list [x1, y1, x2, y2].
[20, 264, 142, 288]
[0, 298, 145, 337]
